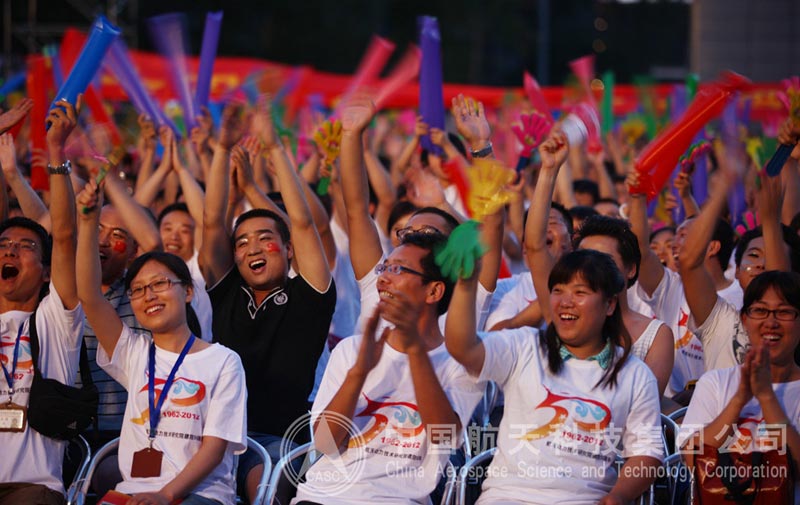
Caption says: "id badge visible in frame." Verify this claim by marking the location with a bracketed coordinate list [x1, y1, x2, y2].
[131, 447, 163, 478]
[0, 401, 27, 432]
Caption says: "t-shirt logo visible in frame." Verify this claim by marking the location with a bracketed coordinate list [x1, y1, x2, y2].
[347, 395, 423, 448]
[131, 376, 206, 425]
[0, 334, 34, 373]
[519, 385, 611, 441]
[274, 292, 288, 305]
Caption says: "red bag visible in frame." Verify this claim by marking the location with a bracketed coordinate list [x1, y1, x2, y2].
[694, 444, 794, 504]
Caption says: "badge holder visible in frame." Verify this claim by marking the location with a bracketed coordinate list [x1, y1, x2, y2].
[131, 437, 163, 478]
[0, 393, 27, 433]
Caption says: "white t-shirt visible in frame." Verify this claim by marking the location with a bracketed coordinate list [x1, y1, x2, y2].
[0, 283, 84, 494]
[476, 328, 664, 505]
[688, 296, 749, 372]
[97, 326, 247, 504]
[677, 367, 800, 505]
[443, 184, 468, 219]
[294, 335, 483, 505]
[355, 259, 494, 336]
[636, 267, 704, 397]
[717, 280, 744, 310]
[187, 251, 213, 342]
[485, 273, 538, 331]
[627, 281, 654, 319]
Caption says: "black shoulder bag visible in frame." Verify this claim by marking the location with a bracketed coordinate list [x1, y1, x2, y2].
[26, 309, 99, 440]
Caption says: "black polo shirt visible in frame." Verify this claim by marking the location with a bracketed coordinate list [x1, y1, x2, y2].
[209, 268, 336, 438]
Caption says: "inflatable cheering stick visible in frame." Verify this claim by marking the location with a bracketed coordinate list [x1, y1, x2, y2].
[466, 158, 516, 221]
[512, 111, 553, 158]
[765, 76, 800, 177]
[312, 119, 343, 195]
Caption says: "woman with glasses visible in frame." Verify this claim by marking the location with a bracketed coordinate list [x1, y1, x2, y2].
[76, 180, 247, 505]
[678, 270, 800, 487]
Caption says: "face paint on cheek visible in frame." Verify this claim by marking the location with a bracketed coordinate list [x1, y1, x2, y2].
[264, 242, 281, 253]
[112, 241, 127, 254]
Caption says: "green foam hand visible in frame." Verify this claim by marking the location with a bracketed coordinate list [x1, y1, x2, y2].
[434, 220, 487, 282]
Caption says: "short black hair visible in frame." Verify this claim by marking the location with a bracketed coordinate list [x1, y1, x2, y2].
[232, 209, 291, 245]
[711, 219, 735, 272]
[387, 201, 420, 236]
[0, 217, 52, 266]
[551, 201, 574, 236]
[573, 215, 642, 288]
[569, 206, 598, 231]
[157, 202, 192, 227]
[649, 226, 676, 244]
[573, 179, 599, 205]
[411, 207, 460, 235]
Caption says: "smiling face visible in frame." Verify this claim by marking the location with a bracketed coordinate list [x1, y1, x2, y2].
[129, 259, 193, 335]
[159, 210, 195, 261]
[546, 208, 572, 259]
[742, 287, 800, 367]
[0, 227, 49, 305]
[650, 228, 676, 271]
[672, 219, 693, 271]
[549, 273, 616, 357]
[98, 206, 136, 287]
[376, 244, 439, 314]
[233, 216, 291, 293]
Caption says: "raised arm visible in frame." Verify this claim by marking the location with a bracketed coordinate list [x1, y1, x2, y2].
[172, 136, 206, 252]
[339, 100, 385, 279]
[444, 264, 485, 377]
[525, 131, 569, 324]
[678, 149, 736, 327]
[45, 99, 80, 309]
[757, 168, 792, 272]
[200, 104, 240, 287]
[134, 126, 175, 209]
[363, 147, 396, 239]
[254, 96, 330, 291]
[626, 170, 664, 296]
[451, 94, 492, 157]
[778, 118, 800, 225]
[673, 170, 700, 219]
[134, 114, 157, 195]
[0, 133, 52, 231]
[389, 117, 424, 188]
[104, 160, 162, 254]
[589, 149, 618, 200]
[75, 180, 123, 355]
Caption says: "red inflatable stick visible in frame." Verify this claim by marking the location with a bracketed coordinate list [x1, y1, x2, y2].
[523, 72, 553, 121]
[568, 54, 596, 102]
[632, 72, 750, 201]
[335, 35, 395, 115]
[26, 55, 54, 191]
[373, 46, 421, 111]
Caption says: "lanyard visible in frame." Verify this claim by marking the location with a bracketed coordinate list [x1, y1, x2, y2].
[1, 324, 25, 400]
[148, 334, 195, 441]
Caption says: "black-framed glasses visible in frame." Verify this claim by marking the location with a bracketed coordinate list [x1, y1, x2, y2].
[0, 237, 38, 252]
[744, 306, 800, 321]
[375, 262, 429, 280]
[127, 278, 185, 300]
[395, 225, 444, 241]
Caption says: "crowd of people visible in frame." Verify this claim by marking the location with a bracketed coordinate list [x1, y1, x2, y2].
[0, 62, 799, 505]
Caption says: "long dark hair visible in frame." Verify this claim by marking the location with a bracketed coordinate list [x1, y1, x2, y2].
[124, 251, 202, 339]
[543, 249, 631, 389]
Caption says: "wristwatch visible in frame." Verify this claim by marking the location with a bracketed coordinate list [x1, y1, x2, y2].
[470, 142, 493, 159]
[47, 160, 72, 175]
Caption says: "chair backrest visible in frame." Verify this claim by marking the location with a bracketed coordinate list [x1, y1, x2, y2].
[439, 459, 457, 505]
[667, 406, 688, 423]
[470, 381, 499, 428]
[67, 437, 120, 505]
[246, 436, 272, 505]
[661, 413, 680, 456]
[663, 452, 693, 505]
[265, 442, 319, 505]
[63, 435, 92, 505]
[456, 447, 496, 505]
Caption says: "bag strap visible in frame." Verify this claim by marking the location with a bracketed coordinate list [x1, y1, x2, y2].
[28, 308, 94, 388]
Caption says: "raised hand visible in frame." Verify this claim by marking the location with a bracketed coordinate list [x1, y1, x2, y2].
[46, 97, 82, 148]
[377, 288, 423, 351]
[405, 166, 446, 208]
[429, 127, 447, 147]
[537, 130, 568, 172]
[230, 144, 255, 190]
[340, 98, 375, 134]
[137, 114, 157, 151]
[218, 102, 243, 149]
[511, 111, 552, 157]
[0, 97, 33, 134]
[673, 171, 692, 199]
[414, 116, 429, 138]
[251, 94, 279, 149]
[451, 94, 491, 150]
[777, 118, 800, 160]
[76, 176, 104, 218]
[0, 133, 17, 175]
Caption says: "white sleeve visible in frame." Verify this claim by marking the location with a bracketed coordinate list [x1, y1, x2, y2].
[688, 296, 739, 366]
[36, 281, 85, 384]
[675, 370, 726, 450]
[635, 267, 679, 320]
[354, 259, 383, 334]
[441, 361, 484, 430]
[203, 351, 248, 454]
[620, 366, 664, 462]
[309, 336, 358, 423]
[476, 283, 494, 332]
[95, 324, 145, 390]
[477, 328, 536, 387]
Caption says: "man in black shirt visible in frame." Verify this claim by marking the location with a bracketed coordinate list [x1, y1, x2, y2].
[201, 99, 335, 503]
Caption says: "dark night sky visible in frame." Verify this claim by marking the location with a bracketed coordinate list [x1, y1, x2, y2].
[10, 0, 689, 86]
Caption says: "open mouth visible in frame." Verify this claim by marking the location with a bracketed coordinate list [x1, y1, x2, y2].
[761, 333, 781, 344]
[559, 313, 578, 321]
[145, 304, 165, 315]
[1, 264, 19, 280]
[165, 243, 182, 253]
[249, 259, 266, 272]
[379, 290, 395, 300]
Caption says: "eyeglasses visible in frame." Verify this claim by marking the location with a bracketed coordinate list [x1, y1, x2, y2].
[395, 225, 444, 241]
[127, 278, 185, 300]
[375, 262, 429, 280]
[744, 306, 799, 321]
[0, 238, 38, 252]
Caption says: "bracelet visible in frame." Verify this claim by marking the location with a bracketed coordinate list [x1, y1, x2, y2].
[471, 142, 493, 159]
[47, 160, 72, 175]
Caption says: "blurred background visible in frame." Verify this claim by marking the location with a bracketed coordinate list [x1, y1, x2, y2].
[3, 0, 797, 84]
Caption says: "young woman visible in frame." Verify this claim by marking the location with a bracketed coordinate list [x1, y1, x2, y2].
[678, 270, 800, 502]
[76, 180, 247, 505]
[446, 249, 663, 504]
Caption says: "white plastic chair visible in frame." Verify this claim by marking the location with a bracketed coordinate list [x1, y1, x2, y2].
[67, 436, 271, 505]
